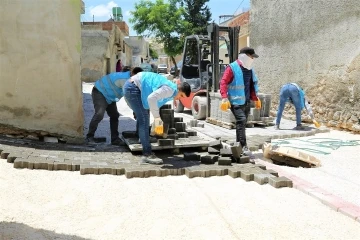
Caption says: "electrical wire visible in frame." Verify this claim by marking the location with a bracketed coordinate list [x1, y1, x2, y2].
[233, 0, 246, 16]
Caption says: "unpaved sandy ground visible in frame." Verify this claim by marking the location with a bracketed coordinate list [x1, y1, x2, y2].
[1, 160, 360, 240]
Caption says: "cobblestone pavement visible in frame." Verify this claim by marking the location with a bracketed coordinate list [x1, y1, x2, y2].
[0, 137, 292, 188]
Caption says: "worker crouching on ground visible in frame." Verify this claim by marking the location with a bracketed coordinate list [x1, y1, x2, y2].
[275, 83, 316, 130]
[220, 47, 260, 156]
[123, 72, 191, 165]
[86, 69, 134, 145]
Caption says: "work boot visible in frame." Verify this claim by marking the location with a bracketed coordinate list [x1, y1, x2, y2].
[111, 138, 126, 146]
[86, 137, 96, 145]
[140, 153, 163, 165]
[295, 124, 305, 130]
[275, 125, 280, 130]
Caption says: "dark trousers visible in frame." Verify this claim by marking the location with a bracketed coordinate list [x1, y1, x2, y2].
[230, 102, 250, 147]
[87, 87, 120, 142]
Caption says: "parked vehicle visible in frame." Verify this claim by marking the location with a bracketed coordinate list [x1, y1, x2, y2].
[170, 60, 183, 76]
[157, 64, 168, 74]
[139, 63, 156, 73]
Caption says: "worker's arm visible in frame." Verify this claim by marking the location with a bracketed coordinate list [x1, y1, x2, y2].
[304, 98, 314, 119]
[249, 78, 258, 101]
[219, 66, 234, 98]
[147, 85, 174, 118]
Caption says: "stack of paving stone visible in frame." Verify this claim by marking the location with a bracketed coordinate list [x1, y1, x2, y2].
[183, 139, 250, 166]
[155, 104, 198, 147]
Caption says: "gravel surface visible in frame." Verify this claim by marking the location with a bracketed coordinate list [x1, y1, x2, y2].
[1, 160, 360, 240]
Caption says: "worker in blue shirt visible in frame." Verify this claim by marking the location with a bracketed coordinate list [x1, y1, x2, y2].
[123, 72, 191, 165]
[86, 67, 142, 145]
[275, 83, 315, 130]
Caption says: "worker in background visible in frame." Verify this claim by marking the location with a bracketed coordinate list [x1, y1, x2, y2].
[116, 58, 122, 72]
[220, 47, 261, 156]
[86, 70, 131, 145]
[275, 83, 319, 130]
[123, 72, 191, 164]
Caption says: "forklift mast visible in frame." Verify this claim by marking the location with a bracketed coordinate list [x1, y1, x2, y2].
[207, 23, 240, 92]
[206, 23, 240, 117]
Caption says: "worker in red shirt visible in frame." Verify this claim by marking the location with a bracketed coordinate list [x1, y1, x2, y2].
[220, 47, 260, 156]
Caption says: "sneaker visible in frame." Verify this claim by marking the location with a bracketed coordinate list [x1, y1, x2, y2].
[295, 125, 305, 130]
[111, 138, 126, 146]
[242, 146, 252, 156]
[140, 153, 163, 165]
[275, 125, 280, 130]
[86, 137, 96, 145]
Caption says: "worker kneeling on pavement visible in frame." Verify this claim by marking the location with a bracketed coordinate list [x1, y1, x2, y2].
[124, 72, 191, 165]
[220, 47, 260, 156]
[86, 70, 132, 146]
[275, 83, 317, 130]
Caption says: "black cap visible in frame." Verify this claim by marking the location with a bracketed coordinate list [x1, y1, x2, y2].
[239, 47, 259, 58]
[180, 82, 191, 97]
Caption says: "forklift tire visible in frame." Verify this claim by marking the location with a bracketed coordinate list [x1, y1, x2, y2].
[191, 96, 207, 120]
[174, 99, 184, 113]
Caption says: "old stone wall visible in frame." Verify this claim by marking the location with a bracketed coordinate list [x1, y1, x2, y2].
[81, 24, 127, 82]
[251, 0, 360, 131]
[0, 0, 83, 142]
[82, 21, 129, 36]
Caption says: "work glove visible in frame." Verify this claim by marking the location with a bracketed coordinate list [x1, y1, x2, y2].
[220, 98, 231, 111]
[255, 97, 262, 109]
[313, 119, 321, 128]
[150, 117, 164, 137]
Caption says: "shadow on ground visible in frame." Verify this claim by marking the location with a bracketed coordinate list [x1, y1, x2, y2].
[0, 222, 92, 240]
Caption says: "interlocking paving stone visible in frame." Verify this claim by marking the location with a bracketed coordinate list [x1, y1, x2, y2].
[183, 152, 200, 161]
[207, 147, 220, 154]
[13, 158, 29, 169]
[177, 132, 188, 138]
[200, 155, 218, 164]
[174, 117, 183, 123]
[218, 157, 232, 166]
[254, 173, 274, 185]
[6, 151, 30, 163]
[238, 155, 250, 164]
[219, 148, 232, 157]
[175, 122, 186, 132]
[230, 143, 242, 159]
[168, 128, 176, 134]
[0, 137, 293, 188]
[158, 139, 175, 146]
[268, 176, 293, 188]
[186, 130, 197, 136]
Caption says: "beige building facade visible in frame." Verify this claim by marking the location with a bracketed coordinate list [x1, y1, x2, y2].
[0, 0, 83, 143]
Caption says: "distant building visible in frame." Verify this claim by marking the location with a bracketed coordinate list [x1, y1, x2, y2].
[124, 36, 150, 67]
[81, 7, 132, 82]
[220, 11, 250, 50]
